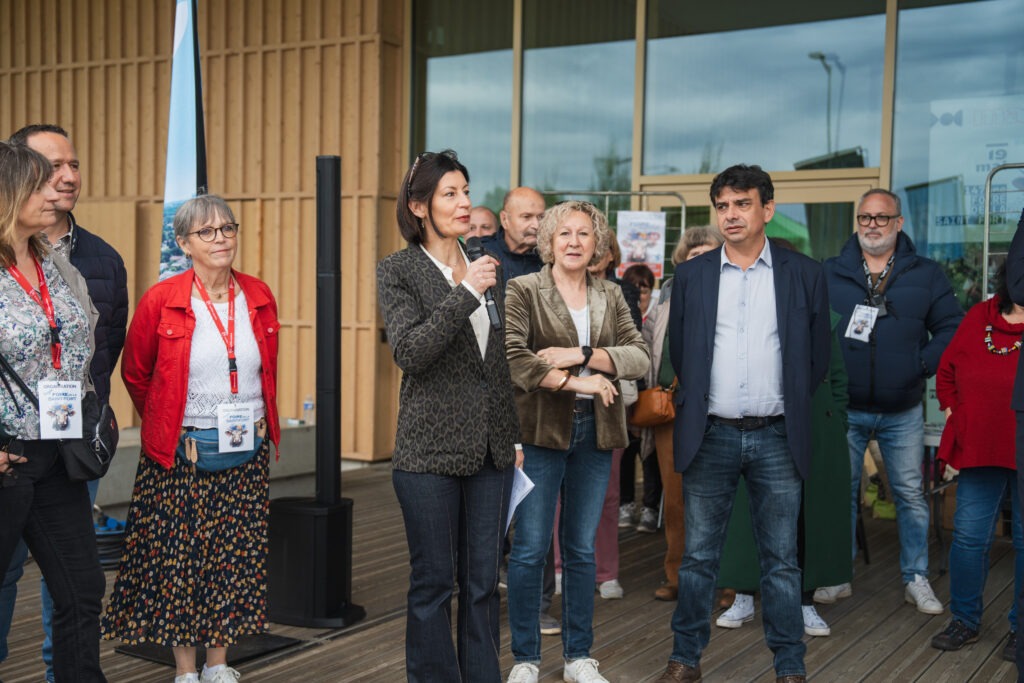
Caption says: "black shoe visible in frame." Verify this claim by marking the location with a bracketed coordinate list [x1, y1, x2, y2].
[931, 619, 979, 651]
[1003, 631, 1016, 662]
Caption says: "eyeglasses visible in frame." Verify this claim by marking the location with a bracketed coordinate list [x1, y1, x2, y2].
[187, 223, 239, 242]
[856, 214, 900, 228]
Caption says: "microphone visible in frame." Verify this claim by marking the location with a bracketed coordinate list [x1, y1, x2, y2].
[465, 236, 503, 331]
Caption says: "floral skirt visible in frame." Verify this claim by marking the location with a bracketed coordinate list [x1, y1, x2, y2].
[101, 441, 270, 647]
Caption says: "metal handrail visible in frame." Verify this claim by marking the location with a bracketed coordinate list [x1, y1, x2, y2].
[982, 163, 1024, 297]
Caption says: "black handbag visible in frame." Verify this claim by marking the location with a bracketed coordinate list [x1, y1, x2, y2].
[0, 353, 118, 482]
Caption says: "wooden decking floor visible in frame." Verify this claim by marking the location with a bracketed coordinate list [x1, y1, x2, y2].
[0, 463, 1017, 682]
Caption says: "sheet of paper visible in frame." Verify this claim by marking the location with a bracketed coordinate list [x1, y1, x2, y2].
[217, 403, 255, 452]
[38, 380, 83, 440]
[507, 466, 535, 535]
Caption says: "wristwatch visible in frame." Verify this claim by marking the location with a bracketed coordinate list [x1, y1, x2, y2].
[580, 345, 594, 368]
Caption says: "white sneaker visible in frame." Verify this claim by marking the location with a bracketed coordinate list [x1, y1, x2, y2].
[598, 579, 624, 599]
[905, 574, 944, 615]
[813, 583, 852, 604]
[802, 605, 831, 636]
[716, 593, 754, 628]
[555, 570, 562, 595]
[564, 658, 609, 683]
[174, 675, 199, 683]
[200, 667, 240, 683]
[508, 662, 540, 683]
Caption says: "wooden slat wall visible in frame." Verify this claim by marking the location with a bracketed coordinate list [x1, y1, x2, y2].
[0, 0, 404, 461]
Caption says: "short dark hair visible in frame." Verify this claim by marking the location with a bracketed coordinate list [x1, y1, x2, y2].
[9, 124, 69, 146]
[396, 150, 469, 244]
[709, 164, 774, 205]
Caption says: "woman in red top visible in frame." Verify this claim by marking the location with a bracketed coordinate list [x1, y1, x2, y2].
[102, 195, 280, 683]
[931, 264, 1024, 659]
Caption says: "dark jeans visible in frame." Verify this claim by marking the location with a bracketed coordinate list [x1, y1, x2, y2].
[1015, 412, 1024, 674]
[0, 441, 105, 682]
[619, 436, 661, 509]
[671, 418, 805, 677]
[392, 454, 513, 683]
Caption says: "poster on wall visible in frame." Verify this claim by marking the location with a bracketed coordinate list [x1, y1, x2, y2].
[616, 211, 666, 279]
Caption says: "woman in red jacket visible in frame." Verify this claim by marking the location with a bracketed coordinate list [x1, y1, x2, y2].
[102, 195, 280, 683]
[930, 264, 1024, 660]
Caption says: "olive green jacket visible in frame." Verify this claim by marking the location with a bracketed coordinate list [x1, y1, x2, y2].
[505, 265, 650, 451]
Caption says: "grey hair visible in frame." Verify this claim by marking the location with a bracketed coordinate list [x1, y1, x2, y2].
[172, 194, 236, 242]
[858, 188, 902, 216]
[536, 200, 611, 266]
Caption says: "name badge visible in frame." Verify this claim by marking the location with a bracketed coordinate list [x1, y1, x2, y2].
[217, 404, 255, 452]
[844, 304, 879, 343]
[37, 380, 83, 440]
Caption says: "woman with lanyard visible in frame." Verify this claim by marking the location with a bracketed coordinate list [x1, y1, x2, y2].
[0, 142, 106, 680]
[102, 194, 281, 683]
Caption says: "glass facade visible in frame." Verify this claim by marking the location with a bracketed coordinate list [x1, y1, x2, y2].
[412, 0, 1024, 284]
[643, 2, 885, 175]
[413, 0, 514, 211]
[891, 0, 1024, 305]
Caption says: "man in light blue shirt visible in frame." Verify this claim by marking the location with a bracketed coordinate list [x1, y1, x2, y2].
[656, 165, 830, 683]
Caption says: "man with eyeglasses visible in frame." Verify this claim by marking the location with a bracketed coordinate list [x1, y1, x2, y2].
[822, 188, 961, 618]
[0, 124, 128, 683]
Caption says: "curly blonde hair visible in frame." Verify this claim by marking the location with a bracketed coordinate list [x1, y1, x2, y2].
[536, 200, 611, 267]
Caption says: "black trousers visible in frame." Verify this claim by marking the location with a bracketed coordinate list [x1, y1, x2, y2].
[0, 440, 106, 682]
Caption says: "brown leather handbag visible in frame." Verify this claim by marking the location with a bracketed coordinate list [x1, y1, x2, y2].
[629, 379, 677, 428]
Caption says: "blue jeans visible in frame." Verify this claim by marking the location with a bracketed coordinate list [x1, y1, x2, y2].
[671, 418, 805, 678]
[0, 478, 98, 681]
[508, 412, 612, 664]
[392, 453, 512, 683]
[948, 467, 1023, 632]
[848, 406, 929, 582]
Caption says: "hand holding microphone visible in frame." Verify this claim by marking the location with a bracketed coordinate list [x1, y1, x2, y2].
[465, 237, 503, 330]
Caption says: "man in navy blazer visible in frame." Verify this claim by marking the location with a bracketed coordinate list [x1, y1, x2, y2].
[1008, 207, 1024, 670]
[655, 165, 830, 683]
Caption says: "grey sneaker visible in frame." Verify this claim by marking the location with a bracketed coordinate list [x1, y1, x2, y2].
[905, 574, 943, 615]
[200, 667, 240, 683]
[618, 504, 635, 528]
[637, 507, 658, 533]
[598, 579, 623, 599]
[540, 610, 561, 635]
[813, 582, 851, 604]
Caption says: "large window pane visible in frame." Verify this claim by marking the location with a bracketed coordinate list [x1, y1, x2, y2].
[891, 0, 1024, 307]
[413, 1, 513, 210]
[643, 1, 885, 175]
[520, 0, 636, 210]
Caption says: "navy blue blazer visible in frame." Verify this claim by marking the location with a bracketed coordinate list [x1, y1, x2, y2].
[1008, 208, 1024, 411]
[668, 240, 831, 479]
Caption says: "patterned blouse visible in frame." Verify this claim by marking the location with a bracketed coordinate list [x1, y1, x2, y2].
[0, 257, 91, 440]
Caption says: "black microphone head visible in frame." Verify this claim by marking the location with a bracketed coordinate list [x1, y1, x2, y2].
[465, 236, 485, 261]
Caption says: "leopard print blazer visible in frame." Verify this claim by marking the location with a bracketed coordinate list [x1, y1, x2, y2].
[377, 243, 520, 476]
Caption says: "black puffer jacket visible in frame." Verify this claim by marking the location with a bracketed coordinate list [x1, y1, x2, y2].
[69, 215, 129, 403]
[824, 231, 962, 413]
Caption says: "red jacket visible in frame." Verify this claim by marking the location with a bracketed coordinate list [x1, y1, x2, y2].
[122, 269, 281, 468]
[936, 296, 1024, 470]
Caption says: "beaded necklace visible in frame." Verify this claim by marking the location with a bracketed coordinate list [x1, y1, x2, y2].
[984, 324, 1022, 355]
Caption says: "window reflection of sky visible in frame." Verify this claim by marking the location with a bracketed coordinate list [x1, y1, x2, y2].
[425, 50, 513, 208]
[521, 41, 636, 192]
[891, 0, 1024, 196]
[643, 15, 884, 175]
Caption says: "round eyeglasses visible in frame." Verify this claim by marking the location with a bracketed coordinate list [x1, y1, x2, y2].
[856, 214, 899, 228]
[187, 223, 239, 242]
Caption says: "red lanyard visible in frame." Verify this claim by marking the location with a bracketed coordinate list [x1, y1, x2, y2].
[193, 274, 238, 394]
[7, 258, 61, 369]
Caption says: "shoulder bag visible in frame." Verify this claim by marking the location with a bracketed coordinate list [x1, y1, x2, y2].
[629, 379, 677, 428]
[0, 352, 118, 482]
